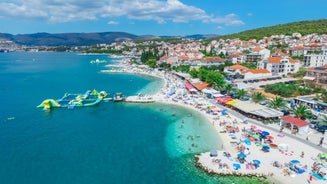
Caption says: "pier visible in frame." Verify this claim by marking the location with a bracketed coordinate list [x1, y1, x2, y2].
[124, 95, 155, 103]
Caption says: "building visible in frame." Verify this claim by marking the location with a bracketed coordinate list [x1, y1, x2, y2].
[304, 46, 327, 67]
[246, 47, 271, 63]
[224, 64, 271, 80]
[304, 64, 327, 87]
[258, 57, 301, 76]
[241, 69, 271, 80]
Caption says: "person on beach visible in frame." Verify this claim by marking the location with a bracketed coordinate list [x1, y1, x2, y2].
[319, 137, 324, 146]
[301, 151, 304, 158]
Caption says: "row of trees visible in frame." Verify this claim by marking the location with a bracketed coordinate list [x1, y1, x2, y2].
[219, 19, 327, 41]
[264, 82, 323, 97]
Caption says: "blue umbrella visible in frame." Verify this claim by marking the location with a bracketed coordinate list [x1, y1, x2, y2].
[238, 152, 246, 158]
[261, 131, 270, 136]
[253, 159, 261, 165]
[233, 163, 241, 170]
[290, 160, 300, 164]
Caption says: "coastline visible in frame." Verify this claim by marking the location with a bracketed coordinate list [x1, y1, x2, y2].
[102, 63, 325, 184]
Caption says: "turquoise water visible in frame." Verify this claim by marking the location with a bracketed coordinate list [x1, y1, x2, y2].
[0, 52, 267, 184]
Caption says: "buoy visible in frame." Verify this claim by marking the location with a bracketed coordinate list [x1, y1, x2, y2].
[7, 117, 15, 121]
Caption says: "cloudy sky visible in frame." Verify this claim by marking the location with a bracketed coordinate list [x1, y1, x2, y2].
[0, 0, 326, 36]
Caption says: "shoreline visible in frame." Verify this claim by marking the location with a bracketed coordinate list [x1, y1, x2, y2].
[102, 63, 326, 184]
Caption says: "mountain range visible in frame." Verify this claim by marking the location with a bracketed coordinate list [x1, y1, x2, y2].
[0, 19, 326, 46]
[0, 32, 218, 46]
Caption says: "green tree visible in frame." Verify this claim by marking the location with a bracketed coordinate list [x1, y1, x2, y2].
[292, 67, 306, 78]
[146, 59, 157, 68]
[236, 89, 247, 99]
[252, 92, 266, 103]
[205, 71, 224, 86]
[291, 105, 312, 120]
[317, 115, 327, 126]
[224, 83, 234, 95]
[189, 69, 199, 78]
[268, 97, 287, 110]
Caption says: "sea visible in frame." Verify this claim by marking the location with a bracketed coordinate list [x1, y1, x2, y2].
[0, 52, 267, 184]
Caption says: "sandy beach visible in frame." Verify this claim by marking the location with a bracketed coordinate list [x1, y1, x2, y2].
[103, 63, 327, 184]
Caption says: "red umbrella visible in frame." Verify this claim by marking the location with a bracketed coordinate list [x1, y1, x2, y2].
[267, 135, 274, 140]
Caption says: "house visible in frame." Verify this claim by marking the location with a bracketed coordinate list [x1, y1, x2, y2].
[241, 69, 271, 80]
[224, 64, 272, 80]
[304, 64, 327, 87]
[258, 57, 301, 76]
[197, 56, 225, 66]
[246, 47, 271, 63]
[224, 64, 248, 76]
[304, 46, 327, 67]
[228, 52, 246, 63]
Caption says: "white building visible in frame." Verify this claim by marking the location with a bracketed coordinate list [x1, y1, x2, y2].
[304, 46, 327, 67]
[246, 47, 271, 63]
[258, 57, 301, 76]
[224, 64, 271, 80]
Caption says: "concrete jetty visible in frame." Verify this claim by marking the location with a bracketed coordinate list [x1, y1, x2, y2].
[124, 95, 155, 103]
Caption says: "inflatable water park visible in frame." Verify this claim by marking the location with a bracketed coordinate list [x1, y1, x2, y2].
[37, 89, 112, 110]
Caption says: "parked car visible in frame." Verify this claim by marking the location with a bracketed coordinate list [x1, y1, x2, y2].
[310, 120, 319, 128]
[315, 124, 327, 133]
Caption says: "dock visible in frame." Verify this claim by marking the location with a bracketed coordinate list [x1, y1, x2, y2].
[124, 95, 155, 103]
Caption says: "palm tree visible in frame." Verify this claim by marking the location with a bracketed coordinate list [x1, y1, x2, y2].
[236, 89, 247, 99]
[291, 105, 312, 120]
[252, 92, 266, 103]
[268, 97, 287, 110]
[224, 83, 234, 95]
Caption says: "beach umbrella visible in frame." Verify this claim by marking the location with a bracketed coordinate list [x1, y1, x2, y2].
[253, 160, 261, 165]
[261, 131, 270, 136]
[290, 160, 300, 164]
[252, 134, 260, 140]
[267, 135, 274, 140]
[251, 125, 257, 129]
[262, 145, 270, 151]
[238, 152, 246, 159]
[233, 163, 241, 170]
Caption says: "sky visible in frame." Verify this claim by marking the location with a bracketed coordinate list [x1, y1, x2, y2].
[0, 0, 326, 36]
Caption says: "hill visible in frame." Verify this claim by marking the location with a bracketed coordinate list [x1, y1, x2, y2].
[0, 32, 138, 46]
[220, 19, 327, 40]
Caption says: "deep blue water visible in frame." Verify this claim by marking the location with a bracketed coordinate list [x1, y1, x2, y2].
[0, 52, 266, 184]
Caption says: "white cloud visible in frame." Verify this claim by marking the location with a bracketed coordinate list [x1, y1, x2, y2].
[247, 13, 253, 16]
[216, 26, 224, 30]
[0, 0, 244, 27]
[108, 21, 119, 25]
[211, 14, 245, 26]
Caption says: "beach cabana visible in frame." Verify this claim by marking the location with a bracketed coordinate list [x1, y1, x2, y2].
[280, 116, 309, 134]
[231, 101, 283, 119]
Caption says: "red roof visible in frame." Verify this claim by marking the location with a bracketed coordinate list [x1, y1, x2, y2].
[281, 116, 309, 127]
[185, 83, 194, 90]
[192, 82, 209, 91]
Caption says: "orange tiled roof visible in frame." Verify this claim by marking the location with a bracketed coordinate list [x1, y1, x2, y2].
[192, 82, 210, 91]
[228, 52, 245, 58]
[227, 64, 248, 70]
[266, 57, 297, 64]
[179, 56, 189, 61]
[201, 56, 225, 62]
[252, 47, 263, 52]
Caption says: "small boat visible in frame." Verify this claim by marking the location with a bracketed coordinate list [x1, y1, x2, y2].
[113, 92, 125, 102]
[90, 59, 107, 64]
